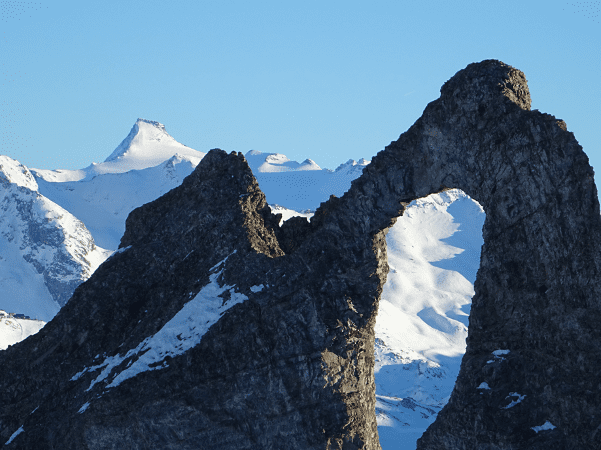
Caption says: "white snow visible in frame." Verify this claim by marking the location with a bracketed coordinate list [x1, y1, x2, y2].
[478, 382, 491, 390]
[376, 190, 483, 362]
[34, 119, 205, 183]
[78, 402, 90, 414]
[72, 252, 248, 393]
[0, 316, 46, 351]
[0, 156, 38, 191]
[503, 392, 525, 409]
[251, 151, 369, 212]
[0, 156, 112, 319]
[268, 204, 313, 226]
[245, 150, 322, 173]
[531, 421, 556, 433]
[489, 349, 510, 363]
[0, 232, 60, 321]
[373, 189, 485, 449]
[375, 393, 439, 446]
[250, 284, 265, 293]
[4, 426, 23, 445]
[30, 120, 205, 250]
[109, 245, 131, 258]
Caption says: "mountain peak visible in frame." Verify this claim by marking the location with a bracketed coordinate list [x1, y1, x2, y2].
[32, 120, 205, 183]
[104, 118, 173, 163]
[0, 155, 39, 191]
[76, 119, 207, 176]
[135, 118, 166, 129]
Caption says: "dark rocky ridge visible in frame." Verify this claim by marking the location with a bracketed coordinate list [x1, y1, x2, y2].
[1, 60, 600, 449]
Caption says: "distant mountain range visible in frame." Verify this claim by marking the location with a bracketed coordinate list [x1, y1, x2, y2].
[0, 118, 484, 449]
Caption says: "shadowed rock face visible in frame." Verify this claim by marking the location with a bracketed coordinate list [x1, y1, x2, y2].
[1, 60, 600, 449]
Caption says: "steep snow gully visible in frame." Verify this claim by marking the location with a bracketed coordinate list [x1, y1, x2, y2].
[1, 60, 600, 449]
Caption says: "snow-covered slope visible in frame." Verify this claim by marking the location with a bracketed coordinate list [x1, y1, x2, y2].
[35, 154, 200, 250]
[245, 150, 322, 172]
[103, 118, 204, 169]
[251, 151, 370, 211]
[0, 156, 111, 321]
[31, 120, 206, 249]
[268, 204, 313, 226]
[375, 190, 484, 448]
[0, 310, 46, 351]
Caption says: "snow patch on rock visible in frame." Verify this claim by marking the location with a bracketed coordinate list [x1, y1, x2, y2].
[4, 425, 24, 445]
[503, 392, 526, 409]
[71, 252, 248, 393]
[531, 421, 556, 433]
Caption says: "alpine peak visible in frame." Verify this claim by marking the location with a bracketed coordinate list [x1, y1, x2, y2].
[86, 119, 206, 175]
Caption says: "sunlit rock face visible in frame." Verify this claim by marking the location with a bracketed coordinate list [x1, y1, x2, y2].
[0, 60, 599, 450]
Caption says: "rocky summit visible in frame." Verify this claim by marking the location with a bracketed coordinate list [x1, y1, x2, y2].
[1, 59, 600, 449]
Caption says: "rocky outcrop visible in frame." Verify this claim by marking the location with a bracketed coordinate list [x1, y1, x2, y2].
[1, 60, 600, 449]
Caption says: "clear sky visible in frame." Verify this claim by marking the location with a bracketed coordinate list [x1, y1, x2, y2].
[2, 1, 600, 181]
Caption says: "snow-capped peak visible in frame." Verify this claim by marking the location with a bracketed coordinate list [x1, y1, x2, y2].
[104, 118, 171, 163]
[300, 158, 321, 170]
[32, 119, 206, 182]
[0, 155, 39, 191]
[102, 118, 204, 169]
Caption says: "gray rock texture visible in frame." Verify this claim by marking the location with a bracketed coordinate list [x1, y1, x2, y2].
[0, 60, 600, 449]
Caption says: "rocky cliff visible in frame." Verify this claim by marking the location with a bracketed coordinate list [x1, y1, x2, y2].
[1, 59, 599, 449]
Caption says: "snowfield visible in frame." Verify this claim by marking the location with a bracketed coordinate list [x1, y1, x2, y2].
[374, 190, 484, 449]
[0, 312, 46, 351]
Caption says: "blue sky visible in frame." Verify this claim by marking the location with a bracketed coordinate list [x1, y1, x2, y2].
[2, 1, 600, 182]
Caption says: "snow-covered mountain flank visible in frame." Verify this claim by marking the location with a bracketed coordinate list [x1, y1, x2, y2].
[0, 310, 45, 351]
[0, 156, 110, 320]
[0, 118, 481, 449]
